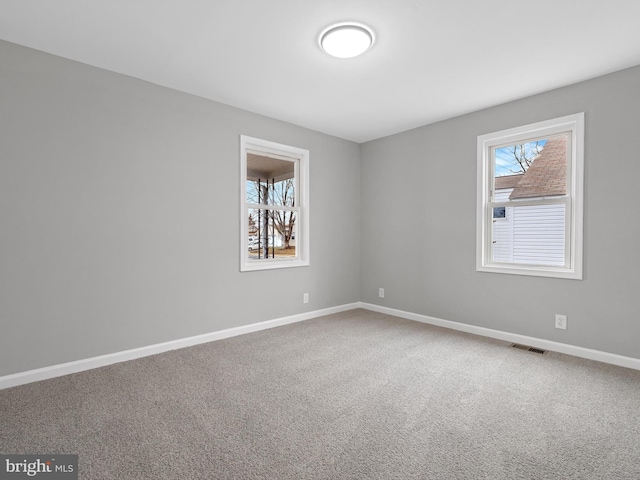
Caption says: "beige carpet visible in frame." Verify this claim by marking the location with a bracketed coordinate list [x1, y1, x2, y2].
[1, 309, 639, 479]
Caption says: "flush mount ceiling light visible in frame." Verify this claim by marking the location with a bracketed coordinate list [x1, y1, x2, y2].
[319, 23, 374, 58]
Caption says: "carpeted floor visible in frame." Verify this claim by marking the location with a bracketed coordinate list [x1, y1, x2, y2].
[1, 309, 639, 479]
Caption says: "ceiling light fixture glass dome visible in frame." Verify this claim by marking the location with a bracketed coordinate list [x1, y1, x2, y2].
[320, 23, 374, 58]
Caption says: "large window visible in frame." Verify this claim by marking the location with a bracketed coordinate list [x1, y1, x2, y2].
[240, 135, 309, 271]
[476, 113, 584, 279]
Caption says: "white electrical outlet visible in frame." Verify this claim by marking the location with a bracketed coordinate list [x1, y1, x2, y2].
[303, 293, 309, 304]
[379, 288, 384, 298]
[555, 314, 567, 330]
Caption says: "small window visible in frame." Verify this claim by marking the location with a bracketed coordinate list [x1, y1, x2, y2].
[493, 206, 506, 219]
[477, 113, 584, 279]
[240, 136, 309, 271]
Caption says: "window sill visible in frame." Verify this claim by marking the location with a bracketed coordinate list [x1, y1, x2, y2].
[241, 258, 310, 272]
[477, 263, 582, 280]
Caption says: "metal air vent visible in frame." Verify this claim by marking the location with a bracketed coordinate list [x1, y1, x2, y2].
[511, 343, 547, 354]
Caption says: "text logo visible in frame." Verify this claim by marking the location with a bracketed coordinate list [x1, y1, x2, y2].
[0, 455, 77, 479]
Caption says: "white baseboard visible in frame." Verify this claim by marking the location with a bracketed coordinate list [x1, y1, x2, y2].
[0, 303, 360, 390]
[3, 301, 638, 390]
[358, 302, 640, 371]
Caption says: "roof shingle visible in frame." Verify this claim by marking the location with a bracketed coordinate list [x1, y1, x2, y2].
[507, 136, 567, 199]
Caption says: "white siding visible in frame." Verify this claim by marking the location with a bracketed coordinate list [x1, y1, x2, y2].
[512, 203, 565, 266]
[492, 188, 565, 266]
[494, 189, 512, 203]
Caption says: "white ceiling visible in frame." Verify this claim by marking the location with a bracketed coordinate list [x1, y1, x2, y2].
[1, 0, 640, 143]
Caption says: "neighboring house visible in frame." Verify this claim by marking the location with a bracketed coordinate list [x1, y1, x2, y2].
[248, 223, 296, 250]
[493, 137, 567, 265]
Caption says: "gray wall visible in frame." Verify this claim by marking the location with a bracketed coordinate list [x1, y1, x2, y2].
[361, 65, 640, 359]
[0, 40, 361, 376]
[2, 38, 639, 378]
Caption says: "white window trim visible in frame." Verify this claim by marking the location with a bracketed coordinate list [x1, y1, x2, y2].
[476, 113, 584, 279]
[240, 135, 309, 272]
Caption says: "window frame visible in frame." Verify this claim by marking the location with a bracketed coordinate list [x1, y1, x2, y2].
[476, 113, 584, 279]
[240, 135, 309, 272]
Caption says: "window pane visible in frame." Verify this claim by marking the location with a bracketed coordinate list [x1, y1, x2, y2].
[247, 208, 297, 260]
[494, 135, 567, 199]
[493, 206, 506, 219]
[246, 154, 295, 205]
[492, 203, 565, 266]
[271, 178, 295, 207]
[246, 180, 260, 204]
